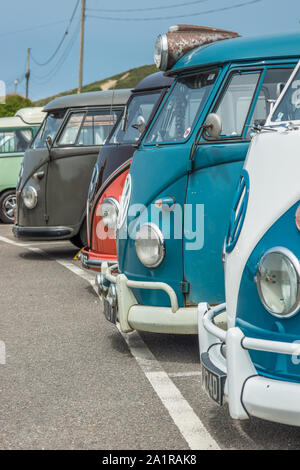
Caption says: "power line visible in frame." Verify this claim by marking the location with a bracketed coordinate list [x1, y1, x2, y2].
[30, 0, 80, 66]
[0, 20, 67, 38]
[31, 20, 80, 86]
[87, 0, 262, 21]
[87, 0, 210, 13]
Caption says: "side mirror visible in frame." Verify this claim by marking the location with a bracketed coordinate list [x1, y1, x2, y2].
[45, 135, 53, 151]
[203, 113, 222, 139]
[132, 115, 146, 134]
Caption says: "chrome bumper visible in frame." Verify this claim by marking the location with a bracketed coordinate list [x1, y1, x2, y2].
[80, 251, 115, 270]
[198, 303, 300, 426]
[99, 262, 198, 334]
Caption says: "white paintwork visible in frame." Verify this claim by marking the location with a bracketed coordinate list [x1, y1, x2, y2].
[243, 376, 300, 426]
[225, 129, 300, 327]
[128, 305, 198, 334]
[15, 107, 44, 125]
[0, 107, 44, 129]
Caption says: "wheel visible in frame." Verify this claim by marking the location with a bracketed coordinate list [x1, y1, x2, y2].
[0, 190, 16, 224]
[70, 219, 87, 249]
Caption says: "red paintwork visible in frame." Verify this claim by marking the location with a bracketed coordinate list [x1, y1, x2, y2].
[81, 168, 129, 271]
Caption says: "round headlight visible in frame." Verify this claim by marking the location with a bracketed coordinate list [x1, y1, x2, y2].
[88, 164, 99, 202]
[256, 247, 300, 318]
[154, 34, 168, 71]
[135, 223, 165, 268]
[22, 185, 38, 209]
[100, 197, 119, 228]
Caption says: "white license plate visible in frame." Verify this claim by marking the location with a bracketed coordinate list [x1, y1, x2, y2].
[201, 352, 226, 406]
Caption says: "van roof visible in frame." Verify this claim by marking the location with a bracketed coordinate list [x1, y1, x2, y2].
[43, 89, 131, 112]
[0, 107, 44, 129]
[133, 72, 174, 91]
[15, 107, 45, 124]
[170, 30, 300, 73]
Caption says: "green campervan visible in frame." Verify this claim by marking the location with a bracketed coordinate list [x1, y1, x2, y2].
[0, 107, 44, 223]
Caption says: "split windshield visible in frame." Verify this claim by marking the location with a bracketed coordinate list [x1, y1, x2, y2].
[145, 71, 218, 143]
[109, 91, 161, 144]
[271, 66, 300, 123]
[31, 111, 65, 149]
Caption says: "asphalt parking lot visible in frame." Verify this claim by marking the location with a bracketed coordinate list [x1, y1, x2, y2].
[1, 223, 300, 450]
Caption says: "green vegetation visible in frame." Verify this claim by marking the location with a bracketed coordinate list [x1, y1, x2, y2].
[0, 64, 158, 116]
[35, 64, 158, 107]
[0, 94, 33, 118]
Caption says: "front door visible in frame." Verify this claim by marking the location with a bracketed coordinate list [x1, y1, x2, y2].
[184, 64, 295, 306]
[46, 107, 122, 230]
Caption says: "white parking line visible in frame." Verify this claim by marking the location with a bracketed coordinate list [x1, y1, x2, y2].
[168, 372, 202, 377]
[0, 235, 220, 450]
[118, 326, 219, 450]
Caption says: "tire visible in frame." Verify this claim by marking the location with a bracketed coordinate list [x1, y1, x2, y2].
[70, 219, 87, 249]
[0, 190, 16, 224]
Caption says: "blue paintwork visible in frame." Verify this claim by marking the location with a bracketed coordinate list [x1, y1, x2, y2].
[117, 145, 189, 307]
[185, 160, 245, 304]
[236, 202, 300, 383]
[225, 170, 250, 253]
[172, 31, 300, 73]
[117, 32, 300, 312]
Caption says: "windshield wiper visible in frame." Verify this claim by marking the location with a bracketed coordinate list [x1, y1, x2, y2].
[251, 123, 279, 133]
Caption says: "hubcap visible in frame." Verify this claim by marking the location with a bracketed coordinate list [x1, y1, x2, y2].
[2, 194, 16, 221]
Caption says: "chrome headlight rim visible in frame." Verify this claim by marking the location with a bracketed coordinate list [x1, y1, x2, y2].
[154, 34, 168, 71]
[100, 197, 120, 228]
[256, 246, 300, 319]
[135, 222, 165, 269]
[21, 185, 38, 209]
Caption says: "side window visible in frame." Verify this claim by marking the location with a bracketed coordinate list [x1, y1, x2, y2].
[248, 68, 293, 133]
[57, 109, 121, 147]
[57, 112, 85, 146]
[0, 128, 33, 154]
[77, 110, 120, 146]
[213, 72, 261, 138]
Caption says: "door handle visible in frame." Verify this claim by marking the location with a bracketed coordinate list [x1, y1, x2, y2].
[33, 171, 45, 180]
[155, 196, 176, 211]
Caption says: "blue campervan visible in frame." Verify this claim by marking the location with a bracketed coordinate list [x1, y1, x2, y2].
[99, 26, 300, 335]
[199, 61, 300, 426]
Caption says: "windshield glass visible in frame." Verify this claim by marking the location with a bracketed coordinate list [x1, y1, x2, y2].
[109, 91, 162, 144]
[145, 71, 218, 144]
[271, 66, 300, 123]
[32, 110, 65, 148]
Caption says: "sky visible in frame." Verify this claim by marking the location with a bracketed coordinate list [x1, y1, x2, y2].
[1, 0, 299, 101]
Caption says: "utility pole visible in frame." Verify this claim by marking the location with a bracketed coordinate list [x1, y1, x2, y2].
[78, 0, 85, 94]
[25, 47, 30, 99]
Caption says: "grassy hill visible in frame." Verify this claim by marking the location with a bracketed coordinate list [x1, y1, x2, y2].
[35, 64, 158, 107]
